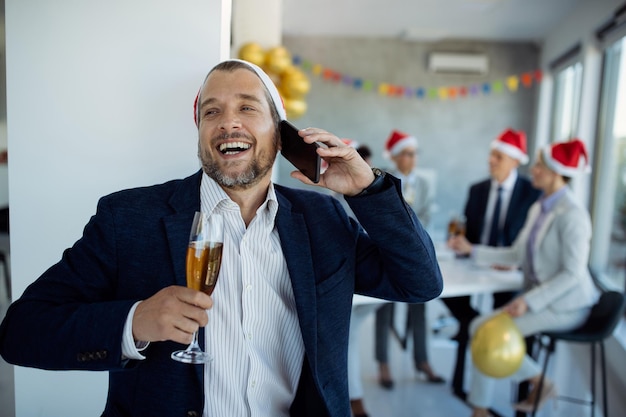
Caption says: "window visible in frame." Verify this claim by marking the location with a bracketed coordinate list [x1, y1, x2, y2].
[590, 36, 626, 292]
[550, 62, 583, 143]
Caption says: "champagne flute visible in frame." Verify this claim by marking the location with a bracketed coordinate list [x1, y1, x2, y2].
[171, 211, 224, 364]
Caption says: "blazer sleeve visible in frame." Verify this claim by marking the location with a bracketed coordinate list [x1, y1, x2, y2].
[523, 205, 592, 312]
[0, 196, 135, 371]
[413, 176, 433, 227]
[345, 175, 443, 302]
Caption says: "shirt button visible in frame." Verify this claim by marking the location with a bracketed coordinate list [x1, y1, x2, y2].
[246, 284, 252, 291]
[247, 332, 253, 339]
[251, 380, 257, 388]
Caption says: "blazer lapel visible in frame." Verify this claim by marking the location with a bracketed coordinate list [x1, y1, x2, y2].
[533, 209, 556, 254]
[504, 178, 523, 229]
[476, 180, 491, 234]
[476, 181, 490, 221]
[162, 171, 203, 384]
[163, 171, 203, 287]
[275, 189, 319, 372]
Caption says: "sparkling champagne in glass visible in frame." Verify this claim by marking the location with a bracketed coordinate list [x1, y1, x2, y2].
[171, 211, 224, 364]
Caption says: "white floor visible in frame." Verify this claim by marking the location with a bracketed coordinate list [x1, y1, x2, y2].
[353, 299, 622, 417]
[0, 287, 624, 416]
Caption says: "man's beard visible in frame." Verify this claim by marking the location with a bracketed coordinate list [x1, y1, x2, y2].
[199, 131, 279, 190]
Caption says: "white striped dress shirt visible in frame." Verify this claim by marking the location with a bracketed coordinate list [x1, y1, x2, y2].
[200, 173, 304, 417]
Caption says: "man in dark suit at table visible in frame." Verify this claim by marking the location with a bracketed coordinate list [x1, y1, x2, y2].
[0, 59, 442, 417]
[444, 128, 540, 397]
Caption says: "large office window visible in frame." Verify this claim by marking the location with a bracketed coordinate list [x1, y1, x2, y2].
[550, 61, 583, 143]
[591, 36, 626, 291]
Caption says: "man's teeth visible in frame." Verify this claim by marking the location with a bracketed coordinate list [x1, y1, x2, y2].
[219, 142, 251, 154]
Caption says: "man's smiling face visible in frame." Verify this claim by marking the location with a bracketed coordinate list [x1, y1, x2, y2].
[197, 67, 279, 190]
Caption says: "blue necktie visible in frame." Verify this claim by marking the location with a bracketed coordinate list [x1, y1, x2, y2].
[488, 186, 503, 246]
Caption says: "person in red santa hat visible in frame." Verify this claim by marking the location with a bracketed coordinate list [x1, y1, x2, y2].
[449, 139, 600, 417]
[374, 129, 444, 389]
[443, 128, 541, 397]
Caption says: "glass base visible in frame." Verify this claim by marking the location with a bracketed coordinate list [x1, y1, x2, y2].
[171, 348, 212, 364]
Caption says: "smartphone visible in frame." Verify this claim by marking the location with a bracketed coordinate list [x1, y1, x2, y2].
[280, 120, 321, 183]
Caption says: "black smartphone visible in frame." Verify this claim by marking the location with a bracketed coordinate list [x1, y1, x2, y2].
[280, 120, 321, 183]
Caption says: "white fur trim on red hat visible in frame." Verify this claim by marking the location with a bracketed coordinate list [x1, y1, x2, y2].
[384, 130, 418, 158]
[541, 139, 591, 177]
[490, 129, 529, 164]
[194, 58, 286, 127]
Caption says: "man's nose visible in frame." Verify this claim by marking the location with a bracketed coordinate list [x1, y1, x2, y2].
[218, 110, 242, 130]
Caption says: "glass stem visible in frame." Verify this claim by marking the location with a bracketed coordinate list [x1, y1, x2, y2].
[188, 330, 201, 352]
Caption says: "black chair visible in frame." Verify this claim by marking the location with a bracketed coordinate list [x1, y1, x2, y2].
[530, 291, 625, 417]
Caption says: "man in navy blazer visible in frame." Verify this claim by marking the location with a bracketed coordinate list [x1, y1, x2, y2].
[0, 59, 442, 417]
[444, 129, 540, 397]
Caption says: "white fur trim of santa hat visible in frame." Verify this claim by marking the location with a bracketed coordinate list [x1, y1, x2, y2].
[490, 129, 529, 164]
[193, 58, 287, 127]
[541, 139, 591, 177]
[384, 130, 418, 158]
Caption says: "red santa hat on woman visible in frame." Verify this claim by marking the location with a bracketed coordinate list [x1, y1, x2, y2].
[490, 128, 529, 164]
[193, 59, 287, 127]
[541, 139, 591, 177]
[385, 130, 418, 157]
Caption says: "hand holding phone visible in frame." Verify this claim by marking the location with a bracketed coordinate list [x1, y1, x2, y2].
[280, 120, 321, 183]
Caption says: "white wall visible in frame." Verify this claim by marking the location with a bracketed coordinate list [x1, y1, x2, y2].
[533, 0, 621, 208]
[535, 1, 626, 413]
[5, 0, 229, 415]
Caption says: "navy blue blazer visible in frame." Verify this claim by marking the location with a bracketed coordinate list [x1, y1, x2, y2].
[464, 176, 541, 246]
[0, 170, 442, 417]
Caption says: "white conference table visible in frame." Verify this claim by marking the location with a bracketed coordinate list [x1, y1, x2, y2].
[352, 246, 523, 306]
[349, 245, 524, 403]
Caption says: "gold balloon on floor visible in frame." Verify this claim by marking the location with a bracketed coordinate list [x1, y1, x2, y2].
[471, 312, 526, 378]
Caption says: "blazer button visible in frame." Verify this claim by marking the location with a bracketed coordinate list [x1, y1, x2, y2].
[186, 411, 199, 417]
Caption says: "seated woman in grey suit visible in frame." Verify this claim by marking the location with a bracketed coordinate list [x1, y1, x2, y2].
[449, 139, 599, 417]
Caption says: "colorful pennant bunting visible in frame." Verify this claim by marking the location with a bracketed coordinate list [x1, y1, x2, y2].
[293, 55, 542, 101]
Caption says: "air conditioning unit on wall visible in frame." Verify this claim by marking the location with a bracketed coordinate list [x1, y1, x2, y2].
[428, 52, 489, 74]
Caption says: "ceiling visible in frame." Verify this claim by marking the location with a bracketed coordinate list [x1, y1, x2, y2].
[282, 0, 584, 43]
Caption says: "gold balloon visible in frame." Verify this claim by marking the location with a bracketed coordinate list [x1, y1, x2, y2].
[283, 98, 307, 119]
[281, 69, 311, 99]
[238, 42, 265, 67]
[264, 46, 292, 75]
[471, 312, 526, 378]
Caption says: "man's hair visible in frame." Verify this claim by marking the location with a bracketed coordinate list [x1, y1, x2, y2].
[198, 61, 281, 129]
[356, 145, 372, 160]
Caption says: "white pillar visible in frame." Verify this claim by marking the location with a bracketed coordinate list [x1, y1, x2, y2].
[231, 0, 283, 55]
[231, 0, 284, 182]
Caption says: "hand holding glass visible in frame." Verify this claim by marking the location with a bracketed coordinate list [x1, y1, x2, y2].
[171, 211, 224, 364]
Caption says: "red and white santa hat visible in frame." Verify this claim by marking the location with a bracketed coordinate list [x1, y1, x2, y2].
[342, 138, 359, 148]
[490, 128, 529, 164]
[541, 139, 591, 177]
[385, 130, 418, 157]
[193, 58, 287, 127]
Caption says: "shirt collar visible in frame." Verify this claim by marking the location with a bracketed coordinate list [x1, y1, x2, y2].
[491, 169, 518, 191]
[393, 168, 417, 183]
[540, 186, 567, 213]
[200, 172, 279, 225]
